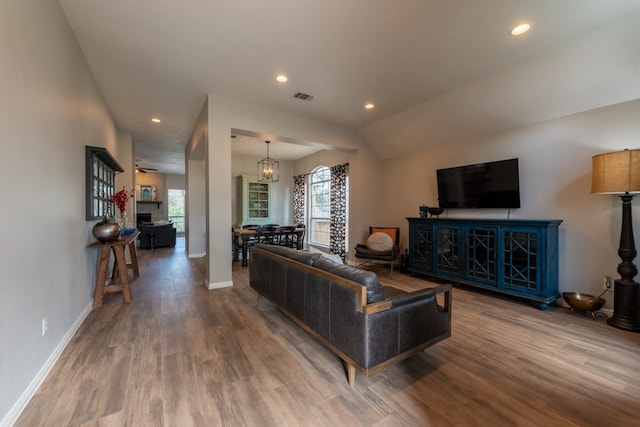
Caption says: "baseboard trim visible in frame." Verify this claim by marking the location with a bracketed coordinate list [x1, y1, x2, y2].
[1, 302, 93, 427]
[205, 280, 233, 290]
[188, 252, 206, 258]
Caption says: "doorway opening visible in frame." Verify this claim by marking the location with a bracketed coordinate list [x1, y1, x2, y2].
[168, 189, 185, 234]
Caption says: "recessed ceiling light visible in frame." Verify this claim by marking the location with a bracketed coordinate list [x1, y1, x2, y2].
[151, 118, 161, 123]
[510, 23, 531, 36]
[276, 74, 288, 83]
[364, 103, 375, 110]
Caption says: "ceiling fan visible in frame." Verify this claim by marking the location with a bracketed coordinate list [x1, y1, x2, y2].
[135, 164, 158, 173]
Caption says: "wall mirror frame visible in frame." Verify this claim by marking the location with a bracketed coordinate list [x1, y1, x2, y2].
[85, 145, 124, 220]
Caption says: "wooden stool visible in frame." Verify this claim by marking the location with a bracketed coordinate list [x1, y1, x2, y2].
[88, 231, 140, 308]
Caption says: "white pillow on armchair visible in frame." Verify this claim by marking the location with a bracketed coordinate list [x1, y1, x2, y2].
[366, 232, 393, 252]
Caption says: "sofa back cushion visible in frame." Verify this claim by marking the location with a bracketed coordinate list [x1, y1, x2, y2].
[253, 244, 319, 265]
[308, 246, 344, 264]
[313, 257, 384, 303]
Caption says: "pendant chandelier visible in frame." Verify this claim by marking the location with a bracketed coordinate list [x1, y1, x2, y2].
[257, 140, 279, 183]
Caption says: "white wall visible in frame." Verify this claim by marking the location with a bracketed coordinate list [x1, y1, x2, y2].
[381, 98, 640, 309]
[185, 100, 208, 258]
[231, 153, 294, 226]
[116, 130, 135, 218]
[0, 1, 127, 424]
[166, 174, 186, 190]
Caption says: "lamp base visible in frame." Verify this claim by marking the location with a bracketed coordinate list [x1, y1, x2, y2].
[607, 279, 640, 332]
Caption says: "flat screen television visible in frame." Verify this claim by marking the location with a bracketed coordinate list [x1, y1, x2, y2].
[436, 158, 521, 209]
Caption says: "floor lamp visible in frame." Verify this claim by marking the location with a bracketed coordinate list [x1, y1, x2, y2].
[591, 149, 640, 332]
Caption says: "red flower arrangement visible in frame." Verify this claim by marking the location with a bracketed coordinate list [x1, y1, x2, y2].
[112, 187, 135, 215]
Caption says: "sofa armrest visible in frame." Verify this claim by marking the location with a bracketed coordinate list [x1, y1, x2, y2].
[388, 285, 451, 309]
[363, 284, 451, 315]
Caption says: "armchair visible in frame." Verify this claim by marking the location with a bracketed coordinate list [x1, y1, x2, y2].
[354, 227, 400, 277]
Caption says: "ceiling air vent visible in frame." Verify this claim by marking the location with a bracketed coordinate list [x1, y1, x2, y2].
[293, 92, 315, 101]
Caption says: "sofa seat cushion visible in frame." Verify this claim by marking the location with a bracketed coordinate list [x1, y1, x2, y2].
[355, 245, 393, 257]
[313, 257, 384, 303]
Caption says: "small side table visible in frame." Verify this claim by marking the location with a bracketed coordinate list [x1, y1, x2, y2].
[88, 230, 140, 308]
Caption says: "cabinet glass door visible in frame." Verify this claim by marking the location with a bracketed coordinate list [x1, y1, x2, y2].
[466, 226, 497, 286]
[411, 224, 433, 271]
[247, 181, 270, 219]
[435, 225, 462, 276]
[502, 230, 539, 293]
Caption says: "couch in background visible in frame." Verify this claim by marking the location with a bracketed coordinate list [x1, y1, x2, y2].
[138, 223, 176, 249]
[249, 244, 452, 386]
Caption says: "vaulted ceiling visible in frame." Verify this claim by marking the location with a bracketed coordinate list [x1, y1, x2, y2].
[58, 0, 640, 174]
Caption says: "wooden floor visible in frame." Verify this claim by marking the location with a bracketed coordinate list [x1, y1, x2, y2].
[15, 239, 640, 426]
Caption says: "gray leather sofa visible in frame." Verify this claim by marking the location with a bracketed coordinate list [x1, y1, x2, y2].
[249, 244, 452, 386]
[138, 223, 176, 249]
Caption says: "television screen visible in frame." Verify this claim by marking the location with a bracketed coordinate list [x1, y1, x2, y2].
[436, 158, 520, 209]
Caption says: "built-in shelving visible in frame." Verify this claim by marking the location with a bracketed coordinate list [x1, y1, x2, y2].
[238, 175, 272, 225]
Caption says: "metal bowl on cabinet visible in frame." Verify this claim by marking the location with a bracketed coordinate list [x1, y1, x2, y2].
[427, 207, 444, 217]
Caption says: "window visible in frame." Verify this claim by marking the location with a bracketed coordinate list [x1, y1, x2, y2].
[168, 189, 185, 233]
[309, 167, 331, 246]
[85, 146, 123, 220]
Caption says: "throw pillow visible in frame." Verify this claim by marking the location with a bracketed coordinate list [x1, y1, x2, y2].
[308, 246, 343, 263]
[367, 232, 393, 251]
[371, 227, 397, 245]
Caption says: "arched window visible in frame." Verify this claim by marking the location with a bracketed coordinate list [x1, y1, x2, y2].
[294, 163, 349, 256]
[308, 166, 331, 246]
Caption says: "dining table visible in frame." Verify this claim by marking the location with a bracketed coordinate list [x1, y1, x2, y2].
[233, 227, 305, 266]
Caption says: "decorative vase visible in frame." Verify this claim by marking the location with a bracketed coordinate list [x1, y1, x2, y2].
[118, 211, 127, 231]
[92, 215, 121, 243]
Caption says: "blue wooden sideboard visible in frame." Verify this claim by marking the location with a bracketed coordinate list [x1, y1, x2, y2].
[407, 217, 563, 310]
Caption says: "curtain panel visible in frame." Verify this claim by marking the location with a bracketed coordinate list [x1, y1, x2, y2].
[329, 163, 348, 260]
[293, 174, 306, 226]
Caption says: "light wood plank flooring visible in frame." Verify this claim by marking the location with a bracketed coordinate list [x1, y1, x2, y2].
[15, 239, 640, 426]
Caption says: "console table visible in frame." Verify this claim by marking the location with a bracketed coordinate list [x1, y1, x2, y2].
[88, 230, 140, 308]
[407, 218, 562, 309]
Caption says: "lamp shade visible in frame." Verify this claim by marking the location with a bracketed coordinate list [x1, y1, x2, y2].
[591, 149, 640, 194]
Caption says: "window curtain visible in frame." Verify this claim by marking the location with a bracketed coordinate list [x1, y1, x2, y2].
[293, 174, 306, 226]
[329, 163, 348, 260]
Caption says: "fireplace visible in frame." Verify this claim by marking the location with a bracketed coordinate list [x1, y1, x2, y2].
[136, 213, 152, 226]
